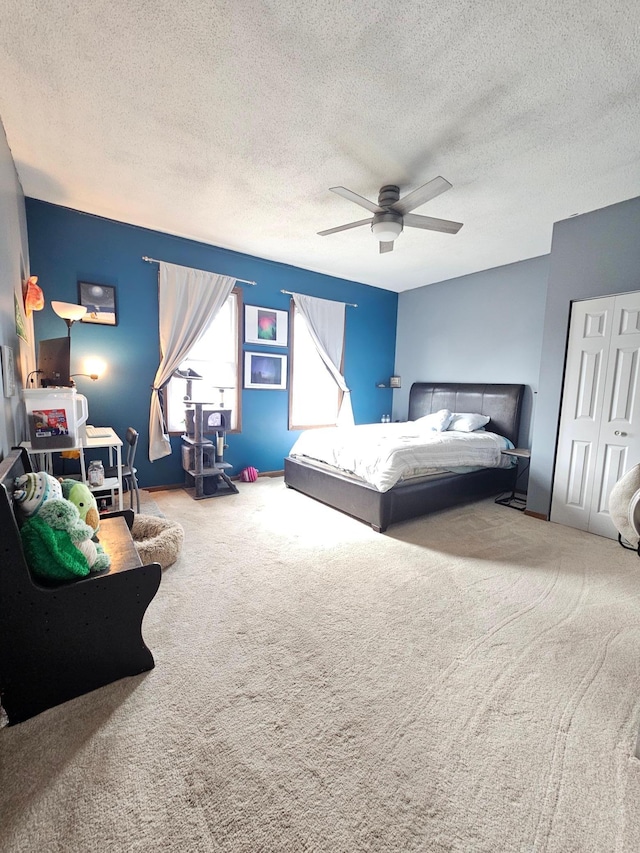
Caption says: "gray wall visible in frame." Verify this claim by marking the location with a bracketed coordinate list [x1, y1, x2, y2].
[394, 256, 549, 448]
[0, 118, 33, 458]
[528, 195, 640, 517]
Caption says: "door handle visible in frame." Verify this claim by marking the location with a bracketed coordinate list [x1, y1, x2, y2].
[614, 430, 627, 436]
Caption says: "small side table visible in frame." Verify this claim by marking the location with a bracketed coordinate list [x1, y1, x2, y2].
[495, 448, 531, 511]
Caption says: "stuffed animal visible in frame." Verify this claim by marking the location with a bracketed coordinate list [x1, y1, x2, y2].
[59, 478, 100, 535]
[13, 471, 63, 520]
[20, 499, 111, 581]
[23, 275, 44, 317]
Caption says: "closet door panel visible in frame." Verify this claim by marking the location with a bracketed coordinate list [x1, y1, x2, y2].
[588, 293, 640, 538]
[551, 298, 614, 531]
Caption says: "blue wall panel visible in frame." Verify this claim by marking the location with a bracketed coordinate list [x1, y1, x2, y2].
[26, 199, 397, 487]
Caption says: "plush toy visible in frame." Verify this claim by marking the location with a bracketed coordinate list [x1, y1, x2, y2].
[13, 471, 63, 520]
[23, 275, 44, 317]
[59, 478, 100, 535]
[20, 499, 111, 582]
[240, 466, 259, 482]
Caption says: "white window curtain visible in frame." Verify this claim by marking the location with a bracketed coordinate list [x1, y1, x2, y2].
[149, 262, 236, 461]
[292, 293, 354, 426]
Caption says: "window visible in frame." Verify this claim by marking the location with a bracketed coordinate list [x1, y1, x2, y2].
[165, 288, 242, 433]
[289, 304, 341, 429]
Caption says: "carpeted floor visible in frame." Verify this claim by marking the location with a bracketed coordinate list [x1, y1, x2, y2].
[137, 488, 166, 517]
[2, 478, 640, 852]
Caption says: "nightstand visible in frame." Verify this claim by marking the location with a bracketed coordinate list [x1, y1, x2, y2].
[495, 448, 530, 511]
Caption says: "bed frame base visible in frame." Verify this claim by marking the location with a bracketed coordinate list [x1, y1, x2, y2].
[284, 456, 514, 533]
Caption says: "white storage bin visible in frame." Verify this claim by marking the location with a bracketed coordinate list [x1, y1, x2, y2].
[23, 387, 88, 450]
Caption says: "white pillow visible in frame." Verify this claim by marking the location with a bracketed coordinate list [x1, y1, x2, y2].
[447, 412, 490, 432]
[413, 409, 453, 431]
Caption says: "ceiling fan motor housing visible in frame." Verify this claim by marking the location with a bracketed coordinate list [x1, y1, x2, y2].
[377, 185, 400, 207]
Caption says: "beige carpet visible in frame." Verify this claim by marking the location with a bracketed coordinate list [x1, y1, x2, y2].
[2, 479, 640, 852]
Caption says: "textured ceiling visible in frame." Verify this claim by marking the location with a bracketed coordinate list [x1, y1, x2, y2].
[1, 0, 639, 293]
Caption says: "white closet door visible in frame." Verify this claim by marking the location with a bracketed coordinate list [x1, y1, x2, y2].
[551, 297, 614, 532]
[588, 293, 640, 537]
[551, 291, 640, 538]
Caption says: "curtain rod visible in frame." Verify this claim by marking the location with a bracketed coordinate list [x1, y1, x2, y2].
[142, 256, 256, 285]
[280, 289, 357, 308]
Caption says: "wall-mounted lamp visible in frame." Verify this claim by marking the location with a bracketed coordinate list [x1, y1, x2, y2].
[70, 373, 99, 384]
[82, 357, 107, 379]
[376, 376, 402, 389]
[51, 301, 87, 335]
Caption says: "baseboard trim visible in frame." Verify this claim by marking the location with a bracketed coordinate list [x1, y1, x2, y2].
[524, 509, 548, 520]
[146, 471, 285, 490]
[231, 470, 283, 480]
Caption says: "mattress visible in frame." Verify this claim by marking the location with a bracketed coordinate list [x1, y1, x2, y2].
[289, 421, 514, 492]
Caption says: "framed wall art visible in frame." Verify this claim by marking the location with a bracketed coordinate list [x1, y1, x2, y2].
[244, 351, 287, 390]
[14, 292, 28, 343]
[78, 282, 118, 326]
[1, 345, 16, 397]
[244, 305, 288, 346]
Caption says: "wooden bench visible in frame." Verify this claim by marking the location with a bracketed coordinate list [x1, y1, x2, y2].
[0, 447, 161, 725]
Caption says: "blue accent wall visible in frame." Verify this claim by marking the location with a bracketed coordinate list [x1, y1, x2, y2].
[26, 199, 397, 488]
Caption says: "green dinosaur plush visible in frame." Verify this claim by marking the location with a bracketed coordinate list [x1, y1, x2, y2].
[21, 499, 111, 582]
[59, 478, 100, 535]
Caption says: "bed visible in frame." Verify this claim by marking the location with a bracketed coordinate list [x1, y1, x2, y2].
[284, 382, 524, 532]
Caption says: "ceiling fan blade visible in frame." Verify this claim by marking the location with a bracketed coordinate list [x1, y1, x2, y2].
[379, 241, 394, 254]
[317, 217, 372, 237]
[391, 176, 452, 215]
[330, 186, 382, 214]
[403, 213, 463, 234]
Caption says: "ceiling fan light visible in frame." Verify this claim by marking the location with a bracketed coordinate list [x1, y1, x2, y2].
[371, 220, 402, 242]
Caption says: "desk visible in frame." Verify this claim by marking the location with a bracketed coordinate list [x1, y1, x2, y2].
[21, 427, 124, 511]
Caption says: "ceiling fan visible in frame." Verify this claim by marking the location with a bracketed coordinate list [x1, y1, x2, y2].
[318, 176, 463, 253]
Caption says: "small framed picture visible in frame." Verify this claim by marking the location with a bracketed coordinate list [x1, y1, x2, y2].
[244, 351, 287, 390]
[78, 282, 118, 326]
[1, 345, 16, 397]
[244, 305, 288, 346]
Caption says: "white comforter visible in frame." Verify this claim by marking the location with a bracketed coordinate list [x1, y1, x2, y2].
[289, 422, 514, 492]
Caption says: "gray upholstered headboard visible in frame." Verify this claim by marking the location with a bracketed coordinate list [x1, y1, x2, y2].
[408, 383, 525, 447]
